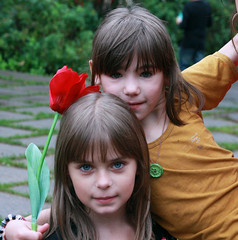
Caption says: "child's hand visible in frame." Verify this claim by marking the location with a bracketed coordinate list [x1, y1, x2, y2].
[5, 220, 49, 240]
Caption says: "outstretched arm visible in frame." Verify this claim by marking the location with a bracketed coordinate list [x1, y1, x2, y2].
[182, 34, 238, 110]
[218, 33, 238, 66]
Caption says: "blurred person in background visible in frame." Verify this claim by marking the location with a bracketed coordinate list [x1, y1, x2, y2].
[176, 0, 212, 70]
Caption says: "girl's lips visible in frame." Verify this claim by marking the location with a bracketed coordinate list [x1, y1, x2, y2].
[94, 196, 116, 204]
[127, 102, 144, 110]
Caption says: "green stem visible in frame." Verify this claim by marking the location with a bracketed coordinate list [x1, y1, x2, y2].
[32, 218, 37, 231]
[36, 112, 59, 181]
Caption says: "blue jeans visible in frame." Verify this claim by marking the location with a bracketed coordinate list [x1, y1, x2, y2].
[179, 47, 204, 71]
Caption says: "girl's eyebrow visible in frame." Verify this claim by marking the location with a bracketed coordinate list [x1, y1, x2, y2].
[108, 157, 123, 162]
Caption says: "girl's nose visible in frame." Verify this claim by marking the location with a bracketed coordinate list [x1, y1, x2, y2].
[123, 77, 140, 96]
[96, 170, 112, 189]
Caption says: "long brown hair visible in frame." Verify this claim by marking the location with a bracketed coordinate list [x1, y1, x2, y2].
[46, 92, 153, 240]
[91, 6, 204, 126]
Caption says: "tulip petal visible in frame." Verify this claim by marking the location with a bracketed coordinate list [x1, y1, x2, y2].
[49, 65, 100, 114]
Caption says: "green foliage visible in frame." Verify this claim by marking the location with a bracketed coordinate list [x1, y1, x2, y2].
[0, 0, 99, 75]
[141, 0, 235, 59]
[0, 0, 235, 75]
[205, 0, 235, 54]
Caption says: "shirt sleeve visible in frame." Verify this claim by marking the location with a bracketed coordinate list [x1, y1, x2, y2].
[181, 52, 238, 110]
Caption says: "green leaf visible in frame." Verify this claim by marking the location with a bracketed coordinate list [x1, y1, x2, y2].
[39, 154, 50, 214]
[26, 143, 41, 221]
[26, 143, 50, 226]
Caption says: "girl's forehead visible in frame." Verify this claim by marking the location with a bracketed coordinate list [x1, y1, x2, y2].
[84, 143, 122, 162]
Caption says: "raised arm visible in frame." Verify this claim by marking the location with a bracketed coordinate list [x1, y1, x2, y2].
[181, 34, 238, 110]
[219, 33, 238, 66]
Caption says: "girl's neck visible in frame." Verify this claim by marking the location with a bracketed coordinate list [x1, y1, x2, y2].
[141, 106, 169, 144]
[90, 211, 135, 240]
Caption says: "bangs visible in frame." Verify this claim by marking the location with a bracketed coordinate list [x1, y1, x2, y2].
[96, 30, 163, 76]
[92, 9, 170, 79]
[70, 133, 120, 164]
[66, 117, 139, 164]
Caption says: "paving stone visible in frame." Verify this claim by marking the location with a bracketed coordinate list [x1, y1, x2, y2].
[212, 132, 238, 143]
[203, 117, 237, 127]
[11, 85, 49, 94]
[0, 88, 17, 95]
[0, 192, 51, 218]
[10, 95, 49, 104]
[228, 112, 238, 123]
[0, 126, 33, 138]
[16, 106, 54, 114]
[0, 79, 19, 85]
[0, 69, 51, 83]
[218, 100, 238, 108]
[0, 143, 26, 157]
[0, 110, 32, 120]
[18, 118, 60, 130]
[233, 151, 238, 158]
[0, 165, 28, 183]
[0, 99, 30, 107]
[18, 135, 57, 148]
[45, 155, 55, 171]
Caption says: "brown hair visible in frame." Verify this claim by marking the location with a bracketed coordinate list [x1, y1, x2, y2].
[46, 92, 153, 240]
[91, 6, 204, 126]
[231, 5, 238, 52]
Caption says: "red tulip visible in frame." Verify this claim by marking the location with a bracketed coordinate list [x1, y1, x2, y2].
[49, 66, 100, 114]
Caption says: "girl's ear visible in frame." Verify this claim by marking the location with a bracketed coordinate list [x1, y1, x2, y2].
[94, 76, 101, 85]
[89, 60, 101, 85]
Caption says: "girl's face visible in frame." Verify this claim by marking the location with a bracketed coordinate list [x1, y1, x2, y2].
[68, 148, 137, 217]
[94, 56, 166, 122]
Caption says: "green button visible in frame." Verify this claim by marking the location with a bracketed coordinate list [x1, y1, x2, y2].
[150, 163, 163, 178]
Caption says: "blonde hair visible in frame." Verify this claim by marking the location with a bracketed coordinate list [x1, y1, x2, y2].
[46, 92, 153, 240]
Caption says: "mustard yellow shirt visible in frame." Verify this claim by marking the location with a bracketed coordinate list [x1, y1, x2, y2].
[150, 52, 238, 240]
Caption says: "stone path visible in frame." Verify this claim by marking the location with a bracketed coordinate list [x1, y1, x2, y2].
[1, 69, 238, 220]
[0, 70, 54, 219]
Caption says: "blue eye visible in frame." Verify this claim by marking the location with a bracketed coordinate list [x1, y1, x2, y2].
[113, 162, 124, 169]
[80, 164, 92, 171]
[111, 72, 122, 79]
[140, 71, 152, 78]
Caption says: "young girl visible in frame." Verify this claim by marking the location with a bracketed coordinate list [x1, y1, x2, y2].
[90, 5, 238, 240]
[6, 92, 153, 240]
[4, 4, 238, 240]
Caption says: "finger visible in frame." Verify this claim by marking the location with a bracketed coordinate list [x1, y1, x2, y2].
[37, 223, 50, 234]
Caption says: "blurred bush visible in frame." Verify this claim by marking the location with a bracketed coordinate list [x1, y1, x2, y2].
[0, 0, 235, 75]
[0, 0, 98, 75]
